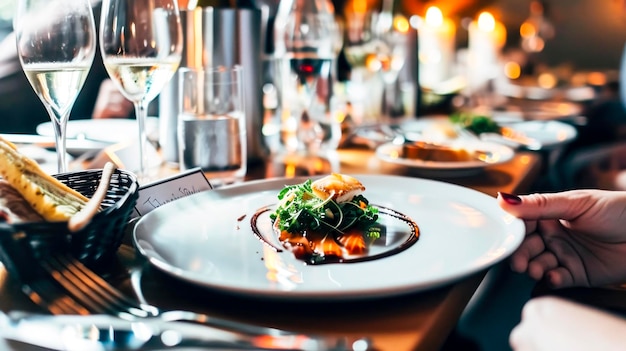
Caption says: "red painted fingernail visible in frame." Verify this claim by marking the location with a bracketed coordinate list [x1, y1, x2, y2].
[499, 192, 522, 205]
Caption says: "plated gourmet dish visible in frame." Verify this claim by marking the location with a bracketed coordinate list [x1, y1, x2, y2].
[395, 113, 502, 163]
[256, 173, 419, 265]
[401, 141, 483, 162]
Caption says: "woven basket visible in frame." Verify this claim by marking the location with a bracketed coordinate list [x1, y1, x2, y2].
[0, 168, 138, 270]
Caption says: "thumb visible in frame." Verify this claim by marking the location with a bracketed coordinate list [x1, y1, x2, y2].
[497, 191, 602, 221]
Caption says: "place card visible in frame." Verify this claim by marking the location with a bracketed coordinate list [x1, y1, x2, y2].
[132, 167, 212, 217]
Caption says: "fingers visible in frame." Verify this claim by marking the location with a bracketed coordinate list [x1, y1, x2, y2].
[500, 191, 592, 287]
[542, 236, 588, 287]
[510, 233, 545, 273]
[527, 252, 559, 281]
[511, 232, 584, 287]
[545, 267, 575, 288]
[497, 191, 594, 222]
[510, 230, 576, 286]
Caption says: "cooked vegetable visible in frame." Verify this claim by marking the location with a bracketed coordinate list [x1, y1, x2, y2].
[270, 178, 379, 240]
[449, 112, 501, 135]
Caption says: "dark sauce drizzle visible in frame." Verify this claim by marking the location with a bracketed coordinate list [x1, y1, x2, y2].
[250, 204, 420, 265]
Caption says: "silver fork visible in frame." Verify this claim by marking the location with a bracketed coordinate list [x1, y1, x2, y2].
[0, 227, 367, 350]
[39, 253, 361, 351]
[1, 244, 299, 349]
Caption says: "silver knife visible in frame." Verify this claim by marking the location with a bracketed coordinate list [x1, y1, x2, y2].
[479, 129, 543, 150]
[0, 311, 357, 351]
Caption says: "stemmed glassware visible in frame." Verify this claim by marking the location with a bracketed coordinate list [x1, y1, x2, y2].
[14, 0, 96, 173]
[274, 0, 341, 154]
[370, 10, 408, 122]
[100, 0, 182, 181]
[343, 10, 376, 82]
[341, 3, 408, 126]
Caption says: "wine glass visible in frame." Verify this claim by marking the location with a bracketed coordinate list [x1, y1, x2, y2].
[100, 0, 182, 181]
[342, 9, 407, 126]
[14, 0, 96, 173]
[274, 0, 341, 154]
[343, 10, 376, 81]
[370, 11, 408, 122]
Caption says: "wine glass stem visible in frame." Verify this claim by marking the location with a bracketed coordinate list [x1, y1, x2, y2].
[134, 100, 150, 180]
[50, 111, 69, 173]
[381, 81, 397, 122]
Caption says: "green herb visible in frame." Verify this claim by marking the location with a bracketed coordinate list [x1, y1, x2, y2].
[449, 112, 501, 135]
[269, 180, 379, 237]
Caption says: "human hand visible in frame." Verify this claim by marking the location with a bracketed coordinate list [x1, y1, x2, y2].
[92, 79, 134, 119]
[498, 190, 626, 288]
[510, 296, 626, 351]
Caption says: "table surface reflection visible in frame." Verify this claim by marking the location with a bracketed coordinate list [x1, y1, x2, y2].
[0, 147, 542, 351]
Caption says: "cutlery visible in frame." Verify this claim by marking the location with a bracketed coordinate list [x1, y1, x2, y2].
[0, 310, 340, 350]
[4, 249, 367, 351]
[448, 124, 542, 151]
[42, 254, 271, 332]
[480, 127, 542, 150]
[0, 222, 369, 351]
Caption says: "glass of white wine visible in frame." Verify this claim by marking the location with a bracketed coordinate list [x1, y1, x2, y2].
[14, 0, 96, 173]
[99, 0, 182, 181]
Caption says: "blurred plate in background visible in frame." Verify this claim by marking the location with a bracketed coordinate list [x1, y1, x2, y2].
[37, 117, 159, 145]
[375, 140, 515, 177]
[491, 100, 585, 124]
[499, 120, 578, 150]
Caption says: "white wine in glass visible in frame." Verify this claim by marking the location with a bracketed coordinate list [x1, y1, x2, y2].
[15, 0, 96, 173]
[100, 0, 183, 181]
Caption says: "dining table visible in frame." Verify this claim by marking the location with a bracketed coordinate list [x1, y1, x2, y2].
[0, 145, 543, 351]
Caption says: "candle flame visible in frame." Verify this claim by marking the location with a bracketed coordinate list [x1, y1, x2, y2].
[587, 72, 607, 86]
[477, 12, 496, 32]
[538, 73, 557, 89]
[504, 61, 521, 79]
[425, 6, 444, 27]
[394, 15, 410, 33]
[352, 0, 367, 14]
[520, 22, 537, 38]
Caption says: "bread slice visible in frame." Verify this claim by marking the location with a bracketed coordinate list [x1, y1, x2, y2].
[0, 179, 44, 223]
[0, 137, 88, 221]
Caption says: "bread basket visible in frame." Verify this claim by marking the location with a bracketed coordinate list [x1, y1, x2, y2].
[0, 168, 139, 270]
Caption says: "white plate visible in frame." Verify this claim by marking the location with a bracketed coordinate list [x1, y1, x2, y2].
[133, 175, 525, 300]
[399, 116, 577, 151]
[37, 118, 159, 153]
[375, 141, 515, 177]
[504, 120, 578, 150]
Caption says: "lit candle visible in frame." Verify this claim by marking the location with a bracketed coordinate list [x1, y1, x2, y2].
[468, 11, 506, 89]
[417, 6, 457, 88]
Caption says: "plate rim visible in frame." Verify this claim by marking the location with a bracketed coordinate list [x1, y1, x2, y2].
[401, 116, 578, 150]
[506, 120, 578, 149]
[133, 174, 525, 300]
[375, 141, 515, 171]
